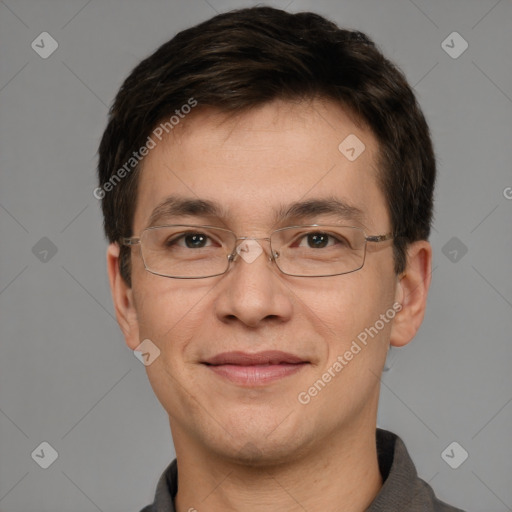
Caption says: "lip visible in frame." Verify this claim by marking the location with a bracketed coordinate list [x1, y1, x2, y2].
[204, 350, 306, 366]
[203, 350, 309, 386]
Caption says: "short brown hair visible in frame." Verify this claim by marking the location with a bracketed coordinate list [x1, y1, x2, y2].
[98, 6, 436, 286]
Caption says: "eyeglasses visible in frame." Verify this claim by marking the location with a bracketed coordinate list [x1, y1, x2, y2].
[120, 224, 393, 279]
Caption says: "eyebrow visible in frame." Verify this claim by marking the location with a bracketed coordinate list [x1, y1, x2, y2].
[146, 195, 367, 229]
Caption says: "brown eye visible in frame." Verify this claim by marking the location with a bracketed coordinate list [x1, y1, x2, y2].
[296, 232, 345, 249]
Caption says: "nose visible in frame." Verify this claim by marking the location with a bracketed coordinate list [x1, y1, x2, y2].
[214, 238, 293, 328]
[228, 237, 277, 266]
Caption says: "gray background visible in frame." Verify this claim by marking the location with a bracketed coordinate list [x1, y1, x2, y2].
[0, 0, 511, 511]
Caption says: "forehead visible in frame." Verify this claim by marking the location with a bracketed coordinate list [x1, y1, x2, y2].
[132, 99, 389, 234]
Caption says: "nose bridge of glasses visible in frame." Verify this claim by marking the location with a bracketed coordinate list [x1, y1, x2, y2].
[236, 236, 271, 242]
[229, 236, 277, 264]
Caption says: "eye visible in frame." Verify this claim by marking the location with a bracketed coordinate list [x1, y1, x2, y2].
[166, 232, 213, 249]
[297, 232, 345, 249]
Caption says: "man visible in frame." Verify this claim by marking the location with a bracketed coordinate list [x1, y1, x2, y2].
[97, 6, 465, 512]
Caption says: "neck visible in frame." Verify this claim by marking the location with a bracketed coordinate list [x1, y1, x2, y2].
[172, 415, 383, 512]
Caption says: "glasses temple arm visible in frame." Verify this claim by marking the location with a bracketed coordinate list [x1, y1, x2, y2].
[366, 233, 394, 243]
[120, 237, 141, 246]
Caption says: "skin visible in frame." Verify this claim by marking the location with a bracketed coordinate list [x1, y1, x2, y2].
[107, 98, 432, 512]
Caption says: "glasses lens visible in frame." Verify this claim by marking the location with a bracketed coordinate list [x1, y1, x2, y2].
[140, 225, 236, 278]
[271, 225, 366, 276]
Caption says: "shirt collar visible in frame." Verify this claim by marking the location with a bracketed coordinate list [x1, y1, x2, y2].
[143, 428, 450, 512]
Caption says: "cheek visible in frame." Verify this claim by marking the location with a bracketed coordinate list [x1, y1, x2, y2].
[133, 277, 210, 355]
[299, 270, 394, 359]
[296, 271, 363, 328]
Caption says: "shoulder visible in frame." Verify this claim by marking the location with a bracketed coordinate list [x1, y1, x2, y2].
[139, 459, 178, 512]
[368, 429, 466, 512]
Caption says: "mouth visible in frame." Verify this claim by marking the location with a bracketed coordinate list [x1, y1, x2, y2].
[202, 350, 310, 386]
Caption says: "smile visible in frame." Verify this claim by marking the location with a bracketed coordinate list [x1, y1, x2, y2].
[202, 350, 309, 386]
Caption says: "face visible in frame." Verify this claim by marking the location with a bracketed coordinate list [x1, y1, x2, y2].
[109, 98, 426, 465]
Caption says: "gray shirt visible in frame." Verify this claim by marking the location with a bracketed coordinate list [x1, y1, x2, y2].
[140, 429, 465, 512]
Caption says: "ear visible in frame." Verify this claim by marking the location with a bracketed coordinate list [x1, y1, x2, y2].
[106, 243, 140, 350]
[389, 240, 432, 348]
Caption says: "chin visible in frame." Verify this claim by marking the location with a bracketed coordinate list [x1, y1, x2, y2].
[215, 437, 304, 468]
[201, 413, 316, 468]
